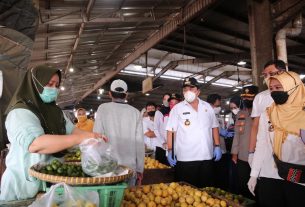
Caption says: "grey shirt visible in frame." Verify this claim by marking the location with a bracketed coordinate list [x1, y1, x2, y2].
[93, 101, 145, 173]
[231, 109, 252, 162]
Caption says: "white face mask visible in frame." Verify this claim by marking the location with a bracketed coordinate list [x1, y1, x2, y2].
[163, 100, 169, 107]
[213, 107, 221, 115]
[184, 91, 196, 103]
[232, 108, 240, 115]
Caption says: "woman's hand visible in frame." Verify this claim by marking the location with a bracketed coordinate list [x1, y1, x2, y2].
[78, 132, 108, 143]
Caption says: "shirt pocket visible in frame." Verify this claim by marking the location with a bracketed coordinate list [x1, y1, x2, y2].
[178, 112, 193, 129]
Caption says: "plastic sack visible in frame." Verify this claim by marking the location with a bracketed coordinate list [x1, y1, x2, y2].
[28, 182, 99, 207]
[80, 138, 118, 177]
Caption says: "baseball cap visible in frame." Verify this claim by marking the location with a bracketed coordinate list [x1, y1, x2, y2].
[168, 93, 182, 102]
[240, 85, 259, 97]
[182, 77, 200, 88]
[110, 79, 128, 93]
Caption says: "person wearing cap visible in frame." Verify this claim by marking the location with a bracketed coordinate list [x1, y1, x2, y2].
[159, 93, 181, 164]
[93, 79, 145, 186]
[75, 108, 94, 132]
[153, 93, 171, 165]
[231, 85, 258, 198]
[248, 71, 305, 206]
[248, 60, 287, 166]
[166, 77, 221, 188]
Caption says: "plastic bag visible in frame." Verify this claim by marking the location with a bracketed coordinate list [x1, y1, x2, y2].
[80, 138, 118, 177]
[29, 182, 99, 207]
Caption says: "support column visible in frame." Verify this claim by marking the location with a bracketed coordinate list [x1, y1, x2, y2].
[248, 0, 273, 90]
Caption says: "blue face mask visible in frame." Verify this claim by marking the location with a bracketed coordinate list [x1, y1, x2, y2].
[39, 87, 59, 103]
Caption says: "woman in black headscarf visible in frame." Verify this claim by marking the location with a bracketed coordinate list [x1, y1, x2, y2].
[0, 65, 105, 201]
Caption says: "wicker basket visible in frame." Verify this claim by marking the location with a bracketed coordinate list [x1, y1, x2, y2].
[29, 163, 133, 185]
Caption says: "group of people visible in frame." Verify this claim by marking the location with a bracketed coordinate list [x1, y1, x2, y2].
[0, 59, 304, 207]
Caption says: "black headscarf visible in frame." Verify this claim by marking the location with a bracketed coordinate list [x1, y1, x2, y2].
[6, 65, 66, 135]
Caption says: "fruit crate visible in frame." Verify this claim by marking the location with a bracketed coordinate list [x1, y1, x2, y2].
[45, 182, 127, 207]
[142, 168, 175, 185]
[203, 187, 256, 207]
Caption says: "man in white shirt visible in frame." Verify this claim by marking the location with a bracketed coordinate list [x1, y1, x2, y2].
[154, 93, 171, 165]
[93, 79, 144, 186]
[142, 102, 161, 151]
[248, 60, 286, 165]
[166, 77, 221, 187]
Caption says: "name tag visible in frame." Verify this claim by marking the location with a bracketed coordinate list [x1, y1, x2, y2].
[183, 112, 190, 115]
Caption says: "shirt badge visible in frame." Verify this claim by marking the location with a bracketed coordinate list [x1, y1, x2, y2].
[185, 119, 191, 126]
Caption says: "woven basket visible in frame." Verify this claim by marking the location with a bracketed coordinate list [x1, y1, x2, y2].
[29, 163, 133, 185]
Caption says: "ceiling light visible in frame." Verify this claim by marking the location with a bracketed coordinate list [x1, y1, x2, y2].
[69, 67, 74, 72]
[211, 82, 234, 88]
[226, 101, 230, 105]
[145, 93, 150, 96]
[221, 110, 224, 113]
[124, 100, 128, 103]
[134, 65, 142, 70]
[98, 88, 104, 95]
[97, 96, 101, 100]
[233, 88, 239, 92]
[300, 74, 305, 79]
[73, 109, 76, 112]
[90, 109, 93, 112]
[237, 61, 246, 66]
[60, 86, 65, 91]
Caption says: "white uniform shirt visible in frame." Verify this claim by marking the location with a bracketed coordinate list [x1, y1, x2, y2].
[166, 99, 219, 161]
[251, 112, 305, 186]
[143, 117, 162, 150]
[154, 110, 167, 147]
[251, 90, 273, 118]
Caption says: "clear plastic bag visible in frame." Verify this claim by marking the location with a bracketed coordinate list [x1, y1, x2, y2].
[28, 182, 99, 207]
[79, 138, 118, 177]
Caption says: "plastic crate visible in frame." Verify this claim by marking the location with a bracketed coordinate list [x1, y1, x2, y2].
[46, 183, 127, 207]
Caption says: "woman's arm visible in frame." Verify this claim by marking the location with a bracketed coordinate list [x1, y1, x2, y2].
[29, 129, 105, 154]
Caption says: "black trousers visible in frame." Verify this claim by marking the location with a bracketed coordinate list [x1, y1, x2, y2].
[175, 160, 214, 188]
[155, 147, 169, 166]
[258, 177, 305, 207]
[237, 159, 254, 199]
[214, 153, 229, 191]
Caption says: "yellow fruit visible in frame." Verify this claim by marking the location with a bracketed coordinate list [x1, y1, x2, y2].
[172, 193, 179, 200]
[84, 202, 97, 207]
[51, 204, 59, 207]
[138, 202, 146, 207]
[180, 203, 188, 207]
[201, 195, 208, 202]
[147, 201, 157, 207]
[154, 189, 162, 197]
[143, 185, 151, 194]
[197, 204, 206, 207]
[155, 196, 162, 204]
[162, 190, 168, 197]
[185, 196, 194, 205]
[220, 201, 227, 207]
[179, 197, 186, 203]
[160, 198, 167, 206]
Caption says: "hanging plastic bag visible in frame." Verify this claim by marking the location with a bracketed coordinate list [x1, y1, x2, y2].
[28, 182, 99, 207]
[80, 138, 118, 177]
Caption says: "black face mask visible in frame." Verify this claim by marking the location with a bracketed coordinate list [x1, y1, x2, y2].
[271, 91, 289, 105]
[147, 111, 156, 117]
[243, 100, 253, 108]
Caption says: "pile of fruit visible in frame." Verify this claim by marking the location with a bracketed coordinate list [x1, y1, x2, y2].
[51, 199, 96, 207]
[122, 182, 229, 207]
[64, 149, 81, 162]
[144, 157, 170, 169]
[39, 159, 88, 177]
[203, 187, 247, 205]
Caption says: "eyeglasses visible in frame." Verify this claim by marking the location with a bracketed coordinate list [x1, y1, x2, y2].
[260, 70, 284, 78]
